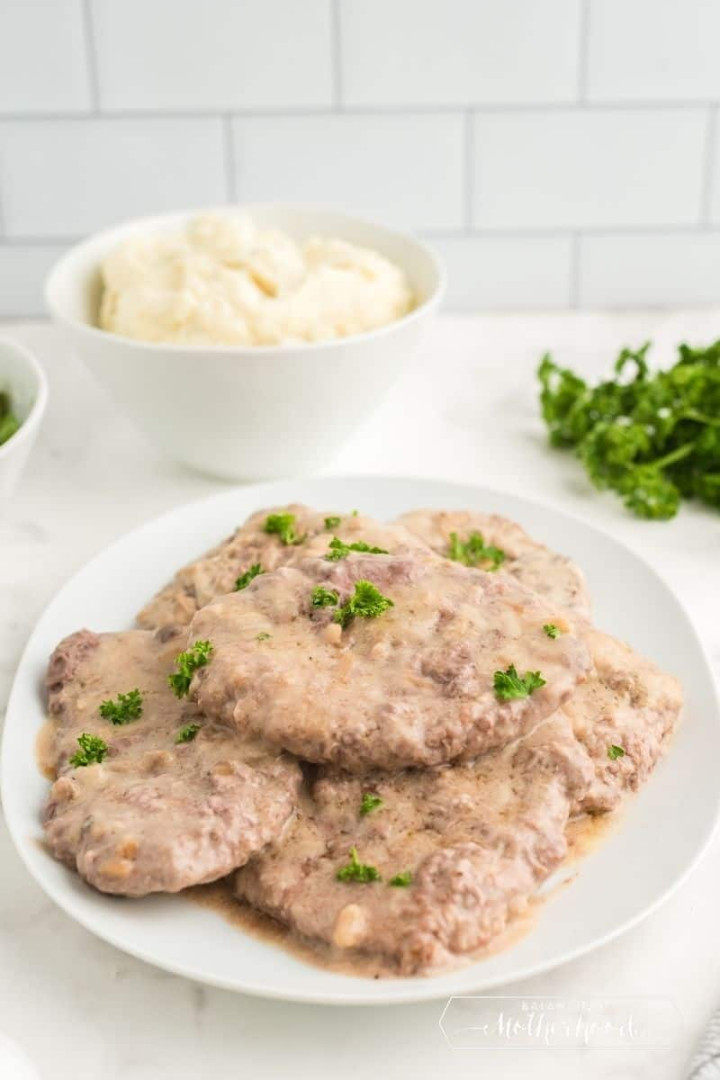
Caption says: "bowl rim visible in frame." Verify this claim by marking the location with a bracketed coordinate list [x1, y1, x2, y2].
[44, 203, 447, 357]
[0, 336, 48, 463]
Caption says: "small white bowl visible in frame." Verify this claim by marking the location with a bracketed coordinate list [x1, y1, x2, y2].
[45, 205, 445, 481]
[0, 337, 48, 500]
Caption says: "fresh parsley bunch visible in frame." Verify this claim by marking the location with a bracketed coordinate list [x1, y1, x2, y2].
[538, 340, 720, 520]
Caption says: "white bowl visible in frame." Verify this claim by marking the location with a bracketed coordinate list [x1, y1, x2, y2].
[45, 205, 445, 481]
[0, 337, 48, 501]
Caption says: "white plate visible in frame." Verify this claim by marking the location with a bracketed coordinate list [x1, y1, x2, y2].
[3, 477, 719, 1005]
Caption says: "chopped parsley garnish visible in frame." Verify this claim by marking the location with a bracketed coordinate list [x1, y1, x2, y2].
[0, 391, 20, 447]
[256, 631, 272, 641]
[176, 723, 200, 744]
[264, 513, 305, 546]
[543, 623, 560, 639]
[311, 585, 340, 608]
[538, 340, 720, 519]
[99, 688, 143, 725]
[324, 516, 341, 530]
[608, 744, 626, 760]
[69, 732, 108, 767]
[333, 580, 394, 628]
[234, 563, 263, 591]
[448, 531, 505, 571]
[389, 871, 413, 888]
[493, 664, 546, 702]
[359, 792, 383, 816]
[325, 536, 389, 561]
[168, 640, 213, 698]
[336, 847, 381, 883]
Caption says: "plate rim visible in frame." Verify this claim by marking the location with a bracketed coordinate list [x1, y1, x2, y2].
[4, 474, 719, 1006]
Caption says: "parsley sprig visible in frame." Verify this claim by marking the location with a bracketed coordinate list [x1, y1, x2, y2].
[264, 513, 305, 546]
[325, 536, 389, 561]
[389, 871, 413, 887]
[324, 516, 341, 530]
[448, 531, 505, 571]
[311, 585, 340, 608]
[176, 723, 200, 744]
[333, 580, 394, 628]
[539, 341, 720, 519]
[336, 847, 381, 883]
[235, 564, 263, 591]
[493, 664, 546, 701]
[543, 623, 560, 639]
[99, 688, 143, 725]
[359, 792, 383, 816]
[168, 640, 213, 698]
[608, 744, 626, 760]
[70, 732, 108, 767]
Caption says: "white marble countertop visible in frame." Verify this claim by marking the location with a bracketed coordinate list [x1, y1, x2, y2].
[2, 314, 720, 1080]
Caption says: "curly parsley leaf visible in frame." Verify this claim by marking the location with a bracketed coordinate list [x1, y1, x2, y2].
[336, 847, 382, 883]
[543, 624, 560, 639]
[311, 585, 340, 608]
[324, 516, 341, 530]
[325, 536, 389, 561]
[99, 688, 143, 725]
[168, 640, 213, 698]
[389, 871, 413, 887]
[493, 664, 546, 702]
[70, 732, 108, 767]
[234, 563, 263, 591]
[333, 580, 394, 628]
[264, 513, 305, 546]
[448, 531, 505, 571]
[538, 341, 720, 519]
[608, 744, 626, 760]
[176, 723, 200, 744]
[359, 792, 383, 816]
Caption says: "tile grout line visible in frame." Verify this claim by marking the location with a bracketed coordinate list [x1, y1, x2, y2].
[81, 0, 101, 112]
[464, 110, 474, 231]
[0, 102, 717, 124]
[700, 105, 718, 224]
[331, 0, 343, 109]
[569, 233, 581, 308]
[576, 0, 591, 104]
[8, 224, 720, 247]
[222, 116, 237, 201]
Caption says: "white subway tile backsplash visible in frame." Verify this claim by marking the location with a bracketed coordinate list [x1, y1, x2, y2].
[92, 0, 333, 111]
[587, 0, 720, 103]
[580, 233, 720, 308]
[0, 119, 226, 237]
[0, 0, 91, 113]
[232, 114, 465, 231]
[472, 109, 707, 229]
[0, 245, 68, 317]
[340, 0, 580, 106]
[430, 236, 572, 310]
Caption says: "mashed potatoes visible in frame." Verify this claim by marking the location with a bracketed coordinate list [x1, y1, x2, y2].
[99, 214, 414, 346]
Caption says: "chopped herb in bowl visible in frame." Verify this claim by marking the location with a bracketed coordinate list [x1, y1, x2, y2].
[0, 390, 20, 447]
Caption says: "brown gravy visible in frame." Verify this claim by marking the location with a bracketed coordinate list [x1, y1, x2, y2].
[35, 719, 57, 781]
[185, 809, 620, 979]
[185, 876, 541, 979]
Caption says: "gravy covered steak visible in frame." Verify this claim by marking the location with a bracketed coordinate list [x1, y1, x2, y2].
[37, 500, 684, 978]
[43, 629, 301, 896]
[137, 504, 431, 631]
[187, 550, 592, 771]
[235, 714, 595, 974]
[564, 630, 682, 814]
[397, 509, 592, 623]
